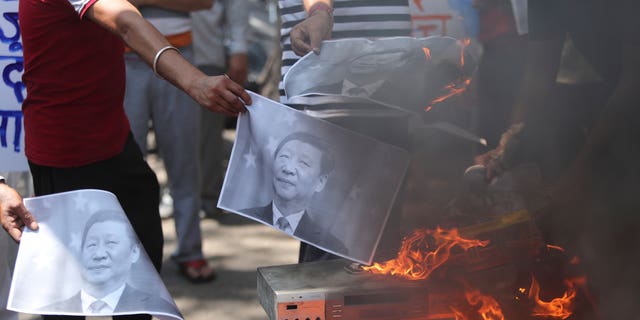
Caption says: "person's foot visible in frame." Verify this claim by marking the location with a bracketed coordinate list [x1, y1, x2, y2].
[177, 259, 217, 284]
[159, 190, 174, 219]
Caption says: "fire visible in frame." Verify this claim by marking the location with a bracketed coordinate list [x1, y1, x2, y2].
[425, 78, 472, 111]
[423, 47, 432, 59]
[546, 244, 565, 252]
[362, 227, 489, 280]
[458, 38, 471, 66]
[465, 289, 505, 320]
[425, 38, 472, 111]
[528, 276, 576, 319]
[451, 307, 466, 320]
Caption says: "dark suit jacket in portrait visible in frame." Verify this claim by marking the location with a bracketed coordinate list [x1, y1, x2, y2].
[242, 202, 348, 256]
[39, 284, 180, 316]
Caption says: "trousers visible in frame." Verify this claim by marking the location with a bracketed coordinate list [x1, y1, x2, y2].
[32, 134, 163, 320]
[124, 45, 204, 262]
[197, 64, 227, 215]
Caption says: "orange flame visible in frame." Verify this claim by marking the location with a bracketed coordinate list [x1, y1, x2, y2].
[423, 47, 432, 60]
[425, 38, 473, 111]
[451, 307, 467, 320]
[459, 38, 471, 67]
[465, 289, 505, 320]
[362, 227, 489, 280]
[546, 244, 565, 252]
[528, 276, 576, 319]
[425, 78, 472, 111]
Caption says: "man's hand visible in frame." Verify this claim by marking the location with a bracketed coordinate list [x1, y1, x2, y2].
[187, 74, 252, 116]
[0, 183, 38, 242]
[226, 53, 249, 86]
[290, 10, 333, 56]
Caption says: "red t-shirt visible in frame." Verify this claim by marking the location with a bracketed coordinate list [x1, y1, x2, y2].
[19, 0, 130, 167]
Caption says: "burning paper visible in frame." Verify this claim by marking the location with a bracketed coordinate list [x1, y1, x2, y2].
[218, 92, 410, 265]
[283, 36, 476, 116]
[7, 189, 182, 320]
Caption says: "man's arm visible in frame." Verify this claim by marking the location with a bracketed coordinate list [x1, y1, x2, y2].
[86, 0, 251, 115]
[224, 0, 249, 85]
[474, 31, 565, 179]
[290, 0, 333, 56]
[128, 0, 212, 12]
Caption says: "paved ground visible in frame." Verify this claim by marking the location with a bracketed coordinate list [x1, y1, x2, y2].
[159, 213, 299, 320]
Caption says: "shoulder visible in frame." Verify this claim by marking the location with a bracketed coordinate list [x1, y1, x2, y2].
[38, 292, 82, 313]
[240, 203, 273, 223]
[118, 285, 181, 315]
[298, 213, 348, 255]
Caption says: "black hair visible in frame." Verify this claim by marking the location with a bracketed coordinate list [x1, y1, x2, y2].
[81, 210, 137, 249]
[274, 132, 335, 176]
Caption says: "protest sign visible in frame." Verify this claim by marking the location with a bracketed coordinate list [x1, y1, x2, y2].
[8, 189, 182, 320]
[0, 0, 27, 172]
[218, 92, 410, 265]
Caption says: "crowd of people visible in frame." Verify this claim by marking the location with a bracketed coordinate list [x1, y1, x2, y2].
[1, 0, 639, 319]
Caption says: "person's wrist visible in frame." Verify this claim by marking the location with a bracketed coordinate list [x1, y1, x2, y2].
[307, 2, 333, 18]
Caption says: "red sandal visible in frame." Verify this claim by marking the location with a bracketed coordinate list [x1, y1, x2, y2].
[177, 259, 217, 284]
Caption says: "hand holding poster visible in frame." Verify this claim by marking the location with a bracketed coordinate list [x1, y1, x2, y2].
[7, 189, 183, 320]
[218, 92, 410, 265]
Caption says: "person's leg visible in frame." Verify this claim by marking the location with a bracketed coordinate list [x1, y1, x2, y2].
[32, 135, 162, 320]
[197, 65, 227, 217]
[150, 46, 206, 266]
[123, 53, 154, 155]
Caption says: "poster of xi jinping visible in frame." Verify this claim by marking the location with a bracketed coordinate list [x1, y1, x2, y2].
[218, 92, 410, 265]
[7, 189, 183, 320]
[283, 36, 476, 116]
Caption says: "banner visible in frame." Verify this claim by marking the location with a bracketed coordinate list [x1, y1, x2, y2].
[0, 0, 27, 172]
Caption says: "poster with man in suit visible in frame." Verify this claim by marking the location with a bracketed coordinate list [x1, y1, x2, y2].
[218, 92, 410, 265]
[7, 189, 182, 320]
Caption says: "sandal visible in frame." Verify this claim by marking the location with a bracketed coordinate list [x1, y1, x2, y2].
[177, 259, 217, 284]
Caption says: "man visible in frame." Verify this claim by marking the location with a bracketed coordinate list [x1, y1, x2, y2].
[41, 211, 179, 316]
[123, 0, 219, 283]
[0, 0, 251, 318]
[191, 0, 249, 218]
[279, 0, 412, 263]
[241, 132, 348, 258]
[472, 0, 640, 318]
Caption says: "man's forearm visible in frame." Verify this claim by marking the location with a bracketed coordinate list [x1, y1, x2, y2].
[88, 0, 204, 95]
[303, 0, 332, 11]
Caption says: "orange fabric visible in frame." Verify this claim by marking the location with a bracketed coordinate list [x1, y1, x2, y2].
[124, 31, 192, 53]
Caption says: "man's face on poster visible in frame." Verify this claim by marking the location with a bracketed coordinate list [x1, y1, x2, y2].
[81, 221, 139, 287]
[272, 139, 327, 204]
